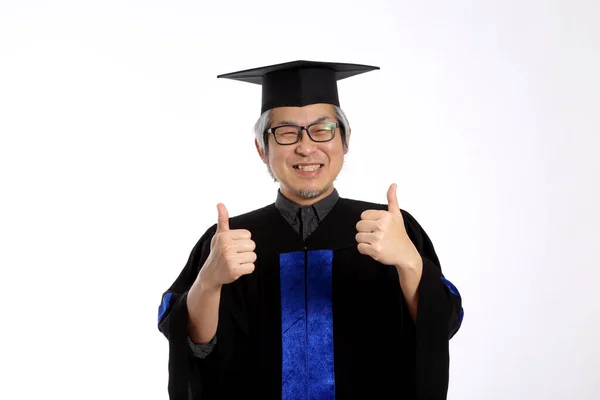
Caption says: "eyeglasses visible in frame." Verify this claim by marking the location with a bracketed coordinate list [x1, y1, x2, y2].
[265, 121, 339, 145]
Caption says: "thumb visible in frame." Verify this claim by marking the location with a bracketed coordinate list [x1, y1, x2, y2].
[387, 183, 400, 215]
[216, 203, 230, 232]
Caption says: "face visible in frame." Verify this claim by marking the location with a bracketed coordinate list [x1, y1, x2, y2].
[255, 103, 349, 205]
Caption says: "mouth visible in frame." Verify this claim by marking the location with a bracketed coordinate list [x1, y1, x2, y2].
[293, 164, 324, 171]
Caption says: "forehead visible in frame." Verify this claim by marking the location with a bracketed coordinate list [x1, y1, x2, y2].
[270, 103, 336, 125]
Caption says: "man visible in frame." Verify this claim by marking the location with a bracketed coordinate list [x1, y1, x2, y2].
[157, 60, 463, 400]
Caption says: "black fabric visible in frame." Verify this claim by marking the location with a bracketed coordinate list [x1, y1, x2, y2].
[217, 60, 379, 113]
[157, 197, 462, 399]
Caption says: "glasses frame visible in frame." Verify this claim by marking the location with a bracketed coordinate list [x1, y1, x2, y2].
[265, 121, 339, 145]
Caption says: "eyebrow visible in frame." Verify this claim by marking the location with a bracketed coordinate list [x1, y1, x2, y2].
[275, 115, 333, 126]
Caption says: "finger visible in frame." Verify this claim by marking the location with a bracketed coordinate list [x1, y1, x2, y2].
[360, 209, 387, 220]
[226, 229, 252, 240]
[221, 240, 256, 257]
[229, 240, 256, 254]
[236, 251, 257, 264]
[357, 242, 375, 257]
[387, 183, 400, 215]
[237, 263, 255, 276]
[356, 219, 378, 233]
[221, 241, 254, 257]
[216, 203, 230, 232]
[355, 232, 379, 244]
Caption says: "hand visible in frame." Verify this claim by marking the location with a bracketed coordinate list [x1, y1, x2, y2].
[198, 203, 257, 290]
[355, 183, 423, 270]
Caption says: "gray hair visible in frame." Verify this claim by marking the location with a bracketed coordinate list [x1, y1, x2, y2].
[253, 105, 351, 157]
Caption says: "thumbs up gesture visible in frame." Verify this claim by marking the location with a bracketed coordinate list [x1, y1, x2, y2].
[198, 203, 257, 290]
[355, 184, 422, 270]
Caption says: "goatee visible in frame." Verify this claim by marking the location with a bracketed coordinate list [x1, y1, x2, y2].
[296, 186, 329, 199]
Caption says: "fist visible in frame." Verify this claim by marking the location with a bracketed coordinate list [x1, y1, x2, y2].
[199, 203, 257, 289]
[356, 183, 422, 270]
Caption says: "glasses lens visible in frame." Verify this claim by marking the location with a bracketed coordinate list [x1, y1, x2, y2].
[309, 123, 336, 142]
[273, 126, 300, 144]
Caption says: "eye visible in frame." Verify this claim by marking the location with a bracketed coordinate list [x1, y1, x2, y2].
[273, 126, 298, 135]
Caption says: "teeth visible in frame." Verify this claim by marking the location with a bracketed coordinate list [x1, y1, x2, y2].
[296, 164, 321, 171]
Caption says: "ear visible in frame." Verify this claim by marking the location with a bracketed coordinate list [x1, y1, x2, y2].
[255, 138, 267, 163]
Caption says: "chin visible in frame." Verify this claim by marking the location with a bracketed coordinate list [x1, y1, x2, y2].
[295, 185, 329, 199]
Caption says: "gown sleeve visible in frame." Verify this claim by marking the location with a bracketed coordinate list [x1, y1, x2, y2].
[157, 224, 219, 400]
[401, 209, 464, 400]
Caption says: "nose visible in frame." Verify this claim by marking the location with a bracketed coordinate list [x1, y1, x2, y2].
[294, 129, 318, 155]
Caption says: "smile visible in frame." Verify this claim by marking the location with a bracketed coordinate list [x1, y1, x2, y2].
[293, 164, 324, 171]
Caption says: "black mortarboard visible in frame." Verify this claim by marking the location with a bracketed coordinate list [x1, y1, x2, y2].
[217, 60, 379, 114]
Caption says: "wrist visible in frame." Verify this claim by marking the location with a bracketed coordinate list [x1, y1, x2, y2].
[193, 273, 222, 295]
[198, 279, 222, 295]
[187, 277, 221, 312]
[395, 255, 423, 273]
[196, 267, 222, 292]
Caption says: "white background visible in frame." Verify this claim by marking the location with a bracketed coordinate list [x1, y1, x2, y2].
[1, 0, 599, 399]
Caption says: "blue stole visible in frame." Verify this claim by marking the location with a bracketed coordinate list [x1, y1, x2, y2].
[280, 250, 335, 400]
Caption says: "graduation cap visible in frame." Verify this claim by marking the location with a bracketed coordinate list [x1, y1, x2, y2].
[217, 60, 380, 114]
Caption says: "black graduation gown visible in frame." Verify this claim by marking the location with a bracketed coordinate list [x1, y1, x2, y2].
[157, 197, 463, 400]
